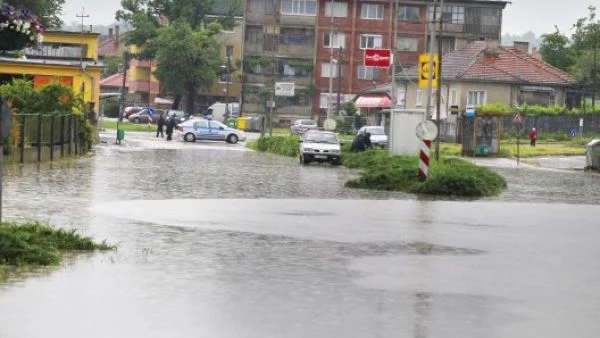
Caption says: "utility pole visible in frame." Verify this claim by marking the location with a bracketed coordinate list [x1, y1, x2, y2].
[336, 46, 343, 116]
[593, 39, 597, 109]
[76, 7, 89, 68]
[434, 0, 444, 161]
[389, 0, 398, 155]
[327, 0, 335, 120]
[424, 0, 438, 123]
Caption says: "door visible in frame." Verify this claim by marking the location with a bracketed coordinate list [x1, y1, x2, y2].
[208, 121, 227, 141]
[192, 120, 210, 140]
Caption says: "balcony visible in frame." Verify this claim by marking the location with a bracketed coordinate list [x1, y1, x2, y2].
[278, 43, 315, 58]
[279, 15, 316, 26]
[245, 74, 313, 87]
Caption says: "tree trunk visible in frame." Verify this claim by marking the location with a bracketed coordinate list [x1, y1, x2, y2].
[185, 85, 196, 115]
[172, 95, 182, 110]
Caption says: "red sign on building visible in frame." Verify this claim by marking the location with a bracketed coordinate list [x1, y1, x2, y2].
[364, 49, 392, 68]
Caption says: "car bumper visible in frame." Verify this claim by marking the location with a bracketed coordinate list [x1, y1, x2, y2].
[301, 152, 340, 160]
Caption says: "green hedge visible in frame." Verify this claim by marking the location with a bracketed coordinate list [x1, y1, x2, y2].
[476, 102, 600, 116]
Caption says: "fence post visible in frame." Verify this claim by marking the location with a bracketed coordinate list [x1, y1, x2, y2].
[19, 114, 25, 164]
[67, 114, 72, 155]
[37, 113, 42, 162]
[74, 116, 79, 155]
[50, 115, 55, 161]
[60, 115, 65, 157]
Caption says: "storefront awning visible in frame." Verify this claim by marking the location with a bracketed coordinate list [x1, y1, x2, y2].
[354, 95, 392, 108]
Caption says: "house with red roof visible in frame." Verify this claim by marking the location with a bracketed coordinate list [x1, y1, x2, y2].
[356, 41, 578, 123]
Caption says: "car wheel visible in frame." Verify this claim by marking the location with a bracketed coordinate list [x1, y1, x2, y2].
[184, 133, 196, 142]
[329, 158, 341, 166]
[301, 154, 311, 165]
[227, 134, 239, 144]
[133, 117, 140, 123]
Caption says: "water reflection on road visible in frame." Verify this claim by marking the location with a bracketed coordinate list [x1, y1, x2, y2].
[1, 134, 600, 338]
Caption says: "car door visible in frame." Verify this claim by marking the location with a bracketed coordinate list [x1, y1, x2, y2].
[208, 121, 227, 141]
[192, 119, 210, 140]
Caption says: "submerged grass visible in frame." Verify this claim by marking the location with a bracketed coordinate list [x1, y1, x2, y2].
[101, 120, 155, 132]
[0, 221, 114, 266]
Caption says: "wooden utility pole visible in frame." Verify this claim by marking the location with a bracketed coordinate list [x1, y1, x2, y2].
[434, 0, 444, 161]
[336, 46, 343, 116]
[76, 7, 90, 68]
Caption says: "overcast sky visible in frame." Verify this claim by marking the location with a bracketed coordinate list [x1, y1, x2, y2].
[61, 0, 594, 36]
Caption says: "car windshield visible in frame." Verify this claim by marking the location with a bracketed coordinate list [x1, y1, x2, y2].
[301, 120, 316, 125]
[304, 132, 338, 144]
[366, 127, 385, 135]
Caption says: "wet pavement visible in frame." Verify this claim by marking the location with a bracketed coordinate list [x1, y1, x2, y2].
[1, 130, 600, 338]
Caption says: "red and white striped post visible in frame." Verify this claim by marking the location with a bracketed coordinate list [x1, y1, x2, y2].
[418, 140, 431, 178]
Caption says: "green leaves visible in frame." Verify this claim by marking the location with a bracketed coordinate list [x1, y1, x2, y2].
[0, 78, 85, 115]
[540, 29, 575, 72]
[7, 0, 65, 28]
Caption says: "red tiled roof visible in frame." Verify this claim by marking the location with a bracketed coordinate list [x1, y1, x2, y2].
[98, 31, 131, 57]
[100, 73, 125, 87]
[457, 44, 576, 85]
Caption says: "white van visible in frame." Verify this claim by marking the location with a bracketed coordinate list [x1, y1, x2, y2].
[203, 102, 240, 122]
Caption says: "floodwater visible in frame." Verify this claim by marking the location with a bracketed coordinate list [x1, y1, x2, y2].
[1, 131, 600, 338]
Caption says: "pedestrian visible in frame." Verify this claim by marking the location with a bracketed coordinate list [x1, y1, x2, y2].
[350, 132, 373, 152]
[156, 112, 165, 138]
[166, 113, 177, 141]
[529, 127, 538, 147]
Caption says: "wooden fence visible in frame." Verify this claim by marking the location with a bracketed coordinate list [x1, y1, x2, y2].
[5, 113, 90, 164]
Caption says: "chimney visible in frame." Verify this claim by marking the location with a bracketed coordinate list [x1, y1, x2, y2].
[484, 39, 499, 56]
[108, 28, 113, 39]
[114, 25, 120, 47]
[513, 41, 530, 54]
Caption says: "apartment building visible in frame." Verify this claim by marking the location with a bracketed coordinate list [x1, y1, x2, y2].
[243, 0, 318, 123]
[241, 0, 508, 123]
[314, 0, 508, 116]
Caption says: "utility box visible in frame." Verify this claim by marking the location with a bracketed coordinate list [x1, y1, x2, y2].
[388, 109, 426, 156]
[586, 139, 600, 170]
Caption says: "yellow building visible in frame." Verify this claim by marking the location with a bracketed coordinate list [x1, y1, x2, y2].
[0, 31, 103, 109]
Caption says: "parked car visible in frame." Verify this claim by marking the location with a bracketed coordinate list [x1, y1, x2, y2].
[299, 130, 341, 165]
[128, 108, 166, 124]
[357, 126, 388, 148]
[166, 109, 187, 124]
[123, 106, 145, 118]
[176, 118, 246, 144]
[290, 119, 318, 134]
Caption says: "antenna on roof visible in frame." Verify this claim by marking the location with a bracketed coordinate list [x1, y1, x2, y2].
[76, 7, 90, 69]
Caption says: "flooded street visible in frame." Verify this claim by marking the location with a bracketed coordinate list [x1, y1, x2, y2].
[1, 131, 600, 338]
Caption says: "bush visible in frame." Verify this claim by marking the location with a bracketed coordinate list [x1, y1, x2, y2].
[0, 221, 113, 266]
[103, 100, 120, 118]
[250, 135, 300, 157]
[345, 152, 506, 198]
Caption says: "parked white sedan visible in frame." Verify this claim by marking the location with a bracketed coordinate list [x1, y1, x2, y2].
[176, 118, 246, 144]
[357, 126, 388, 148]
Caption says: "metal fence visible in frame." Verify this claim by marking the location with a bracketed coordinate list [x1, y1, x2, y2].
[6, 113, 89, 164]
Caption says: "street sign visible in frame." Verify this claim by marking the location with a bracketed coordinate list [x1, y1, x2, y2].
[364, 48, 392, 68]
[147, 107, 155, 116]
[418, 53, 439, 88]
[512, 113, 523, 124]
[465, 106, 475, 118]
[415, 120, 438, 141]
[275, 82, 295, 97]
[266, 100, 275, 108]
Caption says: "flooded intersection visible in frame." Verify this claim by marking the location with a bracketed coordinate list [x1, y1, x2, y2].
[1, 132, 599, 338]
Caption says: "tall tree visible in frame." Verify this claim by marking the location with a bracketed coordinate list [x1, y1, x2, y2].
[6, 0, 65, 28]
[153, 20, 221, 114]
[570, 6, 600, 105]
[540, 27, 575, 72]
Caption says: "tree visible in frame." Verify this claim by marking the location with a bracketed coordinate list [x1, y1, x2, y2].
[6, 0, 65, 29]
[153, 20, 222, 114]
[102, 55, 125, 77]
[540, 27, 575, 72]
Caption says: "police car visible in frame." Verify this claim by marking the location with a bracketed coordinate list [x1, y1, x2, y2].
[176, 118, 246, 144]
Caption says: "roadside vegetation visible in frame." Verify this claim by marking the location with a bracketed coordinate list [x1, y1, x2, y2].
[247, 136, 507, 197]
[0, 222, 114, 266]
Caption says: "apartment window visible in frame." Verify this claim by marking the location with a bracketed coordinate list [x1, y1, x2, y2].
[450, 89, 459, 106]
[361, 3, 384, 20]
[467, 90, 486, 106]
[396, 36, 418, 51]
[280, 27, 314, 45]
[357, 66, 380, 80]
[416, 90, 423, 106]
[225, 45, 234, 58]
[429, 5, 464, 24]
[321, 62, 340, 78]
[281, 0, 317, 16]
[263, 33, 279, 51]
[396, 89, 406, 106]
[397, 6, 420, 22]
[250, 0, 274, 13]
[325, 1, 348, 17]
[279, 60, 311, 77]
[245, 25, 263, 44]
[360, 34, 382, 49]
[25, 43, 87, 59]
[324, 32, 345, 48]
[481, 8, 500, 26]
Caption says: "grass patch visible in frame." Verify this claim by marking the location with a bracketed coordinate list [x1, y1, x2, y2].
[0, 221, 114, 266]
[247, 135, 301, 157]
[344, 150, 507, 197]
[101, 120, 155, 132]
